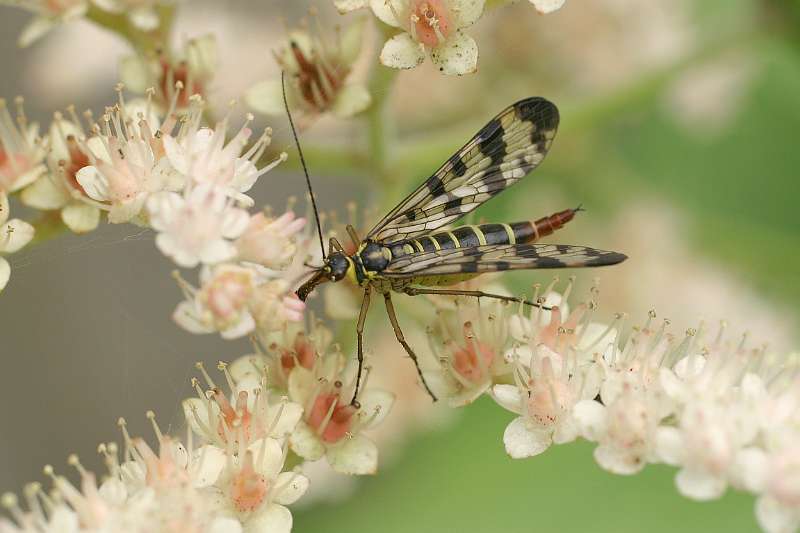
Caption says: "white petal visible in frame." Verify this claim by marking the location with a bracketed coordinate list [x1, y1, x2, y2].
[380, 33, 425, 70]
[119, 55, 152, 93]
[198, 239, 237, 265]
[192, 445, 226, 487]
[163, 135, 189, 176]
[21, 177, 68, 210]
[220, 313, 256, 339]
[675, 468, 727, 501]
[756, 496, 800, 533]
[594, 445, 644, 475]
[452, 0, 485, 27]
[245, 504, 292, 533]
[0, 258, 10, 292]
[654, 426, 685, 466]
[530, 0, 566, 14]
[503, 417, 551, 459]
[430, 32, 478, 76]
[173, 301, 213, 334]
[327, 434, 378, 475]
[128, 7, 159, 31]
[0, 191, 8, 225]
[18, 16, 56, 48]
[11, 165, 47, 192]
[249, 438, 285, 478]
[491, 384, 523, 414]
[659, 368, 687, 402]
[272, 472, 309, 505]
[245, 80, 285, 117]
[730, 447, 768, 493]
[221, 208, 250, 239]
[331, 84, 372, 118]
[209, 517, 242, 533]
[0, 219, 35, 253]
[369, 0, 402, 26]
[356, 389, 395, 429]
[183, 397, 215, 437]
[287, 366, 315, 403]
[572, 399, 607, 441]
[61, 203, 100, 233]
[289, 421, 325, 461]
[334, 0, 368, 13]
[75, 166, 110, 202]
[552, 417, 579, 444]
[156, 233, 200, 268]
[268, 401, 303, 438]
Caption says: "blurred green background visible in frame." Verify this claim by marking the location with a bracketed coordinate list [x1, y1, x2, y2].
[2, 0, 799, 532]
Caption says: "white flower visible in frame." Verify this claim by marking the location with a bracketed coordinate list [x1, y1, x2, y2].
[162, 101, 285, 207]
[92, 0, 162, 31]
[75, 92, 179, 225]
[246, 16, 371, 122]
[426, 297, 512, 406]
[0, 97, 47, 193]
[366, 0, 486, 75]
[234, 210, 306, 269]
[148, 184, 250, 268]
[3, 0, 88, 47]
[183, 360, 303, 449]
[173, 264, 258, 339]
[120, 35, 217, 110]
[287, 350, 395, 475]
[20, 111, 101, 233]
[0, 190, 35, 292]
[529, 0, 565, 14]
[253, 320, 334, 391]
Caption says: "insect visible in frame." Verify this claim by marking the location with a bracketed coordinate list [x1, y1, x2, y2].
[285, 79, 627, 403]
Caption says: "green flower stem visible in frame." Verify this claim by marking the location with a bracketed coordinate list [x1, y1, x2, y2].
[85, 3, 175, 53]
[366, 56, 401, 187]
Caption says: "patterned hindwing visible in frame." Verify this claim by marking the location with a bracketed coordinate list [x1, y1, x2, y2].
[366, 97, 559, 244]
[382, 243, 627, 277]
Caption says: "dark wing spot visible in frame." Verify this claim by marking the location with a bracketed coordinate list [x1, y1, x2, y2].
[495, 261, 511, 271]
[427, 175, 446, 197]
[514, 97, 560, 132]
[450, 156, 468, 177]
[536, 257, 566, 268]
[586, 252, 628, 267]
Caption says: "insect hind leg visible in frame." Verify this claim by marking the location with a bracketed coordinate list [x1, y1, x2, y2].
[383, 292, 438, 401]
[403, 287, 551, 309]
[351, 286, 372, 405]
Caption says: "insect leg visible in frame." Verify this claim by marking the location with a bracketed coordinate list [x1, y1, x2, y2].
[403, 287, 550, 309]
[351, 286, 372, 405]
[383, 292, 438, 401]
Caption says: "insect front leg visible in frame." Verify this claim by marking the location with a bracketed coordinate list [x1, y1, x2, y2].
[351, 286, 372, 405]
[403, 286, 550, 310]
[383, 292, 438, 401]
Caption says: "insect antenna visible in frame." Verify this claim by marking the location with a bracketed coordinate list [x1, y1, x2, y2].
[282, 70, 326, 259]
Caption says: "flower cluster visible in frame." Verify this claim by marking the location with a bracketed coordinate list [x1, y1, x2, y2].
[2, 342, 397, 532]
[246, 11, 371, 125]
[333, 0, 567, 75]
[426, 281, 800, 533]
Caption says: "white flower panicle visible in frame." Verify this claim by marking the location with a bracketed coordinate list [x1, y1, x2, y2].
[246, 11, 371, 122]
[336, 0, 486, 75]
[428, 282, 800, 533]
[0, 402, 307, 533]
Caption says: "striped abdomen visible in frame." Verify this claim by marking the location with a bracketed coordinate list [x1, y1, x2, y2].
[387, 208, 578, 257]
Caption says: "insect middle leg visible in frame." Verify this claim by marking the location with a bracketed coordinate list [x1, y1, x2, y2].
[383, 292, 438, 401]
[403, 287, 550, 309]
[351, 286, 372, 405]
